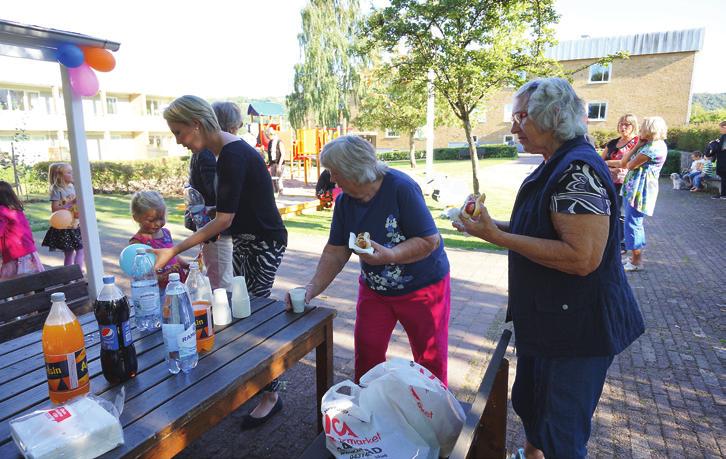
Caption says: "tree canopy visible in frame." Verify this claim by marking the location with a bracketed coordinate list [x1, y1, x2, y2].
[287, 0, 367, 129]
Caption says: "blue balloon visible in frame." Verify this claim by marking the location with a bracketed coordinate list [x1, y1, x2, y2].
[119, 243, 157, 276]
[55, 43, 84, 68]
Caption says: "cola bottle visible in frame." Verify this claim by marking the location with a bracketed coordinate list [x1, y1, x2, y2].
[94, 275, 138, 383]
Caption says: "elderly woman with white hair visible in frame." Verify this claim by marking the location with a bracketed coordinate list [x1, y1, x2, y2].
[456, 78, 644, 459]
[620, 116, 669, 271]
[292, 135, 452, 385]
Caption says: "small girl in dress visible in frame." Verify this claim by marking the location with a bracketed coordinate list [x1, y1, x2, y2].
[129, 191, 187, 290]
[0, 181, 45, 279]
[41, 162, 84, 268]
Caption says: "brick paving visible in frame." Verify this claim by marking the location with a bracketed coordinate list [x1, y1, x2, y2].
[31, 158, 724, 457]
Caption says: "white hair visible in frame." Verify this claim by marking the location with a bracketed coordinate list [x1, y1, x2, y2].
[320, 135, 388, 184]
[514, 78, 587, 142]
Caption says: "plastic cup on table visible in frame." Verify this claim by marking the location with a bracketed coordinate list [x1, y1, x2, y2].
[212, 288, 232, 326]
[289, 287, 306, 313]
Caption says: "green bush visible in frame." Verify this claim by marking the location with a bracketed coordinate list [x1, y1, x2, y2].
[661, 149, 683, 177]
[589, 130, 619, 149]
[667, 124, 720, 152]
[32, 157, 190, 196]
[376, 150, 426, 161]
[377, 144, 517, 162]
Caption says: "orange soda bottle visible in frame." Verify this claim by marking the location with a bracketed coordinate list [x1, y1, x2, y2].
[42, 292, 90, 404]
[185, 262, 215, 353]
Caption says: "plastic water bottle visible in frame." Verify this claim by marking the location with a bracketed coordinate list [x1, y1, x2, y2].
[130, 248, 161, 331]
[162, 273, 198, 374]
[183, 186, 210, 230]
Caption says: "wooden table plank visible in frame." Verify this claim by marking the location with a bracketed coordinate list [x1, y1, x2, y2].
[0, 313, 97, 360]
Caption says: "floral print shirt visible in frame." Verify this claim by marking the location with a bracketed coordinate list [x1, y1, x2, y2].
[328, 169, 449, 296]
[621, 140, 667, 216]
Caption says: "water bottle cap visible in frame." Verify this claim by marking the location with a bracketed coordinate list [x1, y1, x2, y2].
[102, 275, 115, 284]
[169, 272, 180, 281]
[50, 292, 66, 302]
[136, 248, 148, 254]
[189, 261, 199, 270]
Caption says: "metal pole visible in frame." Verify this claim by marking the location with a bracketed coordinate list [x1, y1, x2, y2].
[59, 64, 104, 298]
[425, 69, 435, 174]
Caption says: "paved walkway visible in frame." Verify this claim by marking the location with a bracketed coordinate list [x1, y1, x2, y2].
[31, 156, 724, 457]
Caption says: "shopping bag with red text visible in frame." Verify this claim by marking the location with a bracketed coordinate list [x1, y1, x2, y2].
[359, 359, 465, 457]
[321, 380, 434, 459]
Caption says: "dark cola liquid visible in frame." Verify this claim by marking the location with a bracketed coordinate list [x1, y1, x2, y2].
[94, 296, 138, 383]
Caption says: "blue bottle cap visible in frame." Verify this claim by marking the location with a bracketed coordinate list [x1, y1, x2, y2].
[169, 273, 180, 282]
[103, 275, 115, 284]
[50, 292, 66, 302]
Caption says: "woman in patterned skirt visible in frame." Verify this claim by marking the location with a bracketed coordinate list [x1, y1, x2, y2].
[152, 95, 287, 430]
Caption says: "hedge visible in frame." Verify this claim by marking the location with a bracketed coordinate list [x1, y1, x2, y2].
[592, 123, 721, 152]
[661, 149, 683, 177]
[377, 144, 517, 162]
[32, 156, 190, 196]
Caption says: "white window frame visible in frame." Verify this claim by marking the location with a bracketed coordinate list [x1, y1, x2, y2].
[587, 101, 608, 121]
[414, 127, 425, 140]
[106, 96, 118, 115]
[588, 63, 612, 84]
[503, 104, 513, 123]
[384, 128, 400, 138]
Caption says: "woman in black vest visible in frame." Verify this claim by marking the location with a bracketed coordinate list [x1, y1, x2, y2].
[455, 78, 644, 459]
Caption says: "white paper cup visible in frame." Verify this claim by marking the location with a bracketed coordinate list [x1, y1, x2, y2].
[289, 287, 306, 313]
[212, 288, 232, 325]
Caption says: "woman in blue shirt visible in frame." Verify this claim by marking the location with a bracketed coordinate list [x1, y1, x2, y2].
[291, 135, 452, 384]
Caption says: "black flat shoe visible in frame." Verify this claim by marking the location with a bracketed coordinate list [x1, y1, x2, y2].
[239, 397, 283, 431]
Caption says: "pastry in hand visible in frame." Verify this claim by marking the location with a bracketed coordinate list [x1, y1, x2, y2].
[355, 232, 372, 249]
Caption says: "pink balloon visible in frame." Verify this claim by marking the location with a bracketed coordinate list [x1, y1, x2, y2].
[68, 63, 99, 97]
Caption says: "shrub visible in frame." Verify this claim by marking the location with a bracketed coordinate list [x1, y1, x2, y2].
[376, 150, 426, 162]
[32, 156, 190, 196]
[667, 124, 721, 152]
[377, 144, 517, 162]
[661, 149, 683, 177]
[589, 130, 619, 149]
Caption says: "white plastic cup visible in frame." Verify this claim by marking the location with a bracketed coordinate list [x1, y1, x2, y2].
[212, 288, 232, 325]
[231, 276, 251, 318]
[289, 287, 306, 313]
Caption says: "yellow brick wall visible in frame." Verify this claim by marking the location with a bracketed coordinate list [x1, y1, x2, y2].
[358, 51, 696, 151]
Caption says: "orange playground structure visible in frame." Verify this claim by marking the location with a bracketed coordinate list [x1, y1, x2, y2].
[291, 128, 342, 185]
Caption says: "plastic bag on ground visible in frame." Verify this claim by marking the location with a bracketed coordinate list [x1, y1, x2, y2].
[359, 359, 465, 457]
[322, 380, 434, 459]
[10, 388, 125, 459]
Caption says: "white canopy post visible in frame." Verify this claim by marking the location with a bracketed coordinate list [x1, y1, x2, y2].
[59, 65, 104, 298]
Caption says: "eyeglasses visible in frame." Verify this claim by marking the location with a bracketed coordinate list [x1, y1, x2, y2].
[512, 111, 528, 124]
[618, 122, 632, 127]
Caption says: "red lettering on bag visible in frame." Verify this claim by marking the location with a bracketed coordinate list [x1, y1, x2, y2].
[47, 407, 72, 422]
[323, 414, 358, 437]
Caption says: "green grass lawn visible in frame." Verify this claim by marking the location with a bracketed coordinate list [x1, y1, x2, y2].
[24, 158, 517, 251]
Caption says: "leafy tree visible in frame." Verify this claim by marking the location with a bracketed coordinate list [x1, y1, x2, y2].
[288, 0, 367, 129]
[354, 64, 457, 168]
[692, 93, 726, 111]
[364, 0, 561, 193]
[690, 103, 726, 124]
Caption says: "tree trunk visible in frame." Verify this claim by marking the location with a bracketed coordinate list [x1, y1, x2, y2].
[462, 114, 480, 194]
[408, 132, 417, 169]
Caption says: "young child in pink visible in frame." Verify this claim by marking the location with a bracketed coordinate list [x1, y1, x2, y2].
[129, 190, 187, 289]
[0, 181, 45, 278]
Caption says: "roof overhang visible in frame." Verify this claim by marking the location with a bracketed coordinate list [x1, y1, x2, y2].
[0, 18, 120, 62]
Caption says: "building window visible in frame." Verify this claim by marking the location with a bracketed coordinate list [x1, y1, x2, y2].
[148, 135, 163, 148]
[106, 97, 118, 115]
[146, 99, 162, 116]
[503, 134, 515, 145]
[414, 127, 426, 140]
[0, 89, 27, 111]
[384, 129, 400, 138]
[503, 104, 513, 122]
[587, 102, 608, 121]
[588, 63, 611, 83]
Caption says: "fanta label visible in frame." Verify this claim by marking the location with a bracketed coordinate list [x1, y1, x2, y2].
[45, 348, 89, 393]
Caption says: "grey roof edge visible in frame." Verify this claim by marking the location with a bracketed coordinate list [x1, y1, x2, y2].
[0, 18, 120, 62]
[545, 28, 704, 61]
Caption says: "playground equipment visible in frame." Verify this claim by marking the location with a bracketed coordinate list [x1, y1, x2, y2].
[292, 128, 343, 185]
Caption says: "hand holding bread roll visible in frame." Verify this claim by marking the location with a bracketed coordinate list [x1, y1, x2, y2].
[355, 232, 372, 249]
[460, 192, 487, 219]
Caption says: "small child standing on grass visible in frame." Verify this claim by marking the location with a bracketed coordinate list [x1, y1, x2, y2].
[129, 190, 187, 291]
[41, 162, 83, 268]
[0, 181, 45, 279]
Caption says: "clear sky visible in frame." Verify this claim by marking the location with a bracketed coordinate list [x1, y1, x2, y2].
[1, 0, 723, 98]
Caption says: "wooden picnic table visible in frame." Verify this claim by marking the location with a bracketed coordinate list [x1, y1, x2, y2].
[0, 296, 335, 458]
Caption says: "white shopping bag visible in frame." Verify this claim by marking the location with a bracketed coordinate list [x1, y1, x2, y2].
[322, 380, 434, 459]
[360, 359, 465, 457]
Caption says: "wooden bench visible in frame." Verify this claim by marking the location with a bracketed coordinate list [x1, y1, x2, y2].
[0, 265, 90, 343]
[298, 329, 512, 459]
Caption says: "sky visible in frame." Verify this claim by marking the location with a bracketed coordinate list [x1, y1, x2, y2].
[1, 0, 724, 98]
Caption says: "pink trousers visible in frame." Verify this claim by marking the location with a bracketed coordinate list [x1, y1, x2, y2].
[354, 273, 451, 385]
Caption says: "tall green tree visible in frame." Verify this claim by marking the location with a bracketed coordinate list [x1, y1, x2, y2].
[354, 64, 457, 168]
[288, 0, 367, 129]
[365, 0, 560, 194]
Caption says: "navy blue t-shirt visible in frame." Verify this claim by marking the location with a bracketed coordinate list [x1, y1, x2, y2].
[215, 140, 287, 244]
[328, 169, 449, 296]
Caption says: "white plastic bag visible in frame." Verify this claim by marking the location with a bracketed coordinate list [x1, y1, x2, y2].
[322, 380, 434, 459]
[360, 359, 465, 457]
[10, 388, 125, 459]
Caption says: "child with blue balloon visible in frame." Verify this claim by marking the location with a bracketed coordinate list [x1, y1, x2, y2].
[127, 191, 187, 289]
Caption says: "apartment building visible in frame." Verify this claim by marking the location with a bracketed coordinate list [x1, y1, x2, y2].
[366, 28, 704, 151]
[0, 77, 182, 164]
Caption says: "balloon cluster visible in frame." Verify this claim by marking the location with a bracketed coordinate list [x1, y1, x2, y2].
[55, 43, 116, 97]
